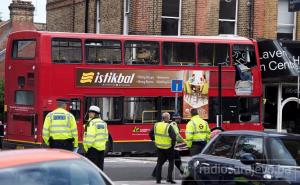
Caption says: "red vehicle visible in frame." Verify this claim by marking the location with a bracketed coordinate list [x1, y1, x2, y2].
[3, 31, 263, 152]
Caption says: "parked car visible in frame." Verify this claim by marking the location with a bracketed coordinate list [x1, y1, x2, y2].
[182, 130, 300, 185]
[0, 149, 114, 185]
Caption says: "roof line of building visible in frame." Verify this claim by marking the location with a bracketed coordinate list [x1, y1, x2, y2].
[0, 21, 10, 29]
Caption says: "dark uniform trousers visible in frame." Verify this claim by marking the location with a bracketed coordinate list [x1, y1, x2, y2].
[190, 141, 206, 156]
[86, 147, 105, 170]
[152, 150, 183, 176]
[156, 148, 175, 182]
[49, 138, 74, 151]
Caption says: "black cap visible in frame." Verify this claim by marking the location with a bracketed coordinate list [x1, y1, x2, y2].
[56, 98, 69, 103]
[173, 113, 181, 119]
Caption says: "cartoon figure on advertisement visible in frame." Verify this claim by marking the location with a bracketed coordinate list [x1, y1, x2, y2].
[183, 70, 209, 119]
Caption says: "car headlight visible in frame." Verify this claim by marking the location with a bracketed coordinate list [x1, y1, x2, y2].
[193, 160, 200, 168]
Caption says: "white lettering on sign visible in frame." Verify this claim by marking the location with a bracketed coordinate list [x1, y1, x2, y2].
[260, 50, 300, 72]
[94, 72, 135, 84]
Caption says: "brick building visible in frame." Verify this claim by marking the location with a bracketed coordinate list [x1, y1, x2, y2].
[47, 0, 300, 133]
[0, 0, 46, 79]
[47, 0, 300, 40]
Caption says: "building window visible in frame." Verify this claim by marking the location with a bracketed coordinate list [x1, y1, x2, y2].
[277, 0, 295, 40]
[219, 0, 238, 35]
[161, 0, 181, 35]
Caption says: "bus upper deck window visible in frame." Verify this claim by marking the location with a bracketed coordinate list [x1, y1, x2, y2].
[198, 43, 229, 66]
[85, 40, 122, 64]
[12, 40, 36, 59]
[232, 44, 257, 68]
[163, 42, 195, 66]
[52, 39, 82, 63]
[125, 41, 159, 65]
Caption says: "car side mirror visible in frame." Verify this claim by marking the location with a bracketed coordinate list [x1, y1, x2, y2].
[240, 153, 256, 165]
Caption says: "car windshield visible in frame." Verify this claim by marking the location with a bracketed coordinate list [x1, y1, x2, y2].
[0, 159, 108, 185]
[267, 137, 300, 166]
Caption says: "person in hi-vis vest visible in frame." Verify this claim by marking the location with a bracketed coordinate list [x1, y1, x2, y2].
[83, 105, 108, 170]
[185, 108, 210, 156]
[149, 112, 177, 184]
[42, 99, 78, 151]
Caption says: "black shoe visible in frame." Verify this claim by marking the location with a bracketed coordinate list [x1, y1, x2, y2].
[156, 180, 161, 184]
[167, 179, 176, 184]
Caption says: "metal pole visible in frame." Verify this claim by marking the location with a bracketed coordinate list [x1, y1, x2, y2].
[217, 63, 223, 128]
[175, 92, 178, 115]
[85, 0, 89, 33]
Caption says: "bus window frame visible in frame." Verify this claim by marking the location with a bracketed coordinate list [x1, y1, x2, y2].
[51, 38, 83, 64]
[162, 41, 196, 66]
[198, 42, 231, 66]
[84, 39, 122, 65]
[124, 40, 160, 66]
[14, 90, 34, 106]
[11, 39, 37, 60]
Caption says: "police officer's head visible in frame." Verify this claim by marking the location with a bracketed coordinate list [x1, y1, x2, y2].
[88, 105, 101, 118]
[162, 112, 170, 123]
[57, 98, 68, 109]
[190, 108, 198, 117]
[172, 113, 182, 124]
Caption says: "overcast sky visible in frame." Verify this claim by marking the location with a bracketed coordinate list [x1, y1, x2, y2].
[0, 0, 46, 23]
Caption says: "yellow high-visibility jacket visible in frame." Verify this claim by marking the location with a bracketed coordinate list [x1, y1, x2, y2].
[154, 122, 172, 149]
[83, 118, 108, 152]
[42, 108, 78, 147]
[170, 121, 184, 143]
[185, 115, 210, 148]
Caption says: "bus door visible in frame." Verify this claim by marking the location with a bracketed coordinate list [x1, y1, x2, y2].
[69, 98, 83, 140]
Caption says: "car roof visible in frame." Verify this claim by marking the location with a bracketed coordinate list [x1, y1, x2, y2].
[0, 149, 80, 169]
[220, 130, 300, 138]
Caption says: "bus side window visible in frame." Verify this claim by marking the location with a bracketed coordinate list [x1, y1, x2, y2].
[198, 43, 229, 66]
[125, 41, 159, 65]
[85, 40, 122, 64]
[238, 97, 260, 123]
[84, 97, 123, 124]
[52, 39, 82, 64]
[163, 42, 195, 66]
[70, 99, 81, 121]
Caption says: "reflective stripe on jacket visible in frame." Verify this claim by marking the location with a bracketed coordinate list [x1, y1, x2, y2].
[185, 115, 210, 148]
[42, 108, 78, 147]
[154, 122, 172, 149]
[83, 118, 108, 152]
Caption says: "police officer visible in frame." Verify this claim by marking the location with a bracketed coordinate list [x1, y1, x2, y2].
[149, 112, 177, 184]
[185, 108, 210, 156]
[151, 113, 185, 177]
[42, 99, 78, 151]
[83, 105, 108, 170]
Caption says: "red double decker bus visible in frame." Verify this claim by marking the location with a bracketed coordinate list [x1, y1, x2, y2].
[3, 31, 263, 152]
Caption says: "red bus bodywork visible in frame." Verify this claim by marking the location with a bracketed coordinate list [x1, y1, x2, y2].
[3, 31, 263, 152]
